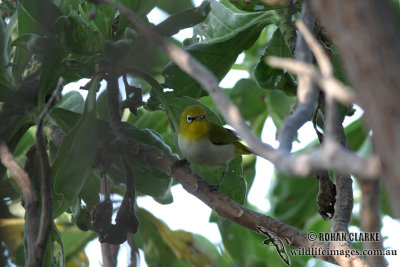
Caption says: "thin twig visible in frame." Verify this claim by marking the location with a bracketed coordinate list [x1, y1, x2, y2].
[296, 19, 336, 142]
[34, 77, 64, 266]
[267, 56, 355, 104]
[101, 243, 119, 267]
[106, 72, 128, 140]
[295, 20, 332, 76]
[278, 2, 317, 153]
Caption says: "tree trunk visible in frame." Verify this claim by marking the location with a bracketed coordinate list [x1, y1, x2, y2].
[307, 0, 400, 218]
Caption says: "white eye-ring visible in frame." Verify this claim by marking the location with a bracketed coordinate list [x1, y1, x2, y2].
[186, 115, 193, 123]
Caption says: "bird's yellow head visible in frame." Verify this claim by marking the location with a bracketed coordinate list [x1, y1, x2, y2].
[178, 105, 209, 141]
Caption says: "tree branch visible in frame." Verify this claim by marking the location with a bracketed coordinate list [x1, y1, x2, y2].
[329, 119, 369, 267]
[358, 179, 386, 267]
[267, 57, 354, 104]
[278, 2, 318, 153]
[0, 140, 38, 264]
[105, 137, 339, 265]
[33, 77, 64, 266]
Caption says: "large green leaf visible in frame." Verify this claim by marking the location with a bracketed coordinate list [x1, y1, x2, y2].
[229, 78, 267, 123]
[60, 9, 104, 55]
[163, 23, 267, 98]
[136, 209, 225, 266]
[269, 171, 319, 228]
[0, 18, 13, 84]
[52, 76, 100, 217]
[157, 0, 194, 15]
[38, 54, 66, 110]
[192, 0, 276, 44]
[154, 1, 211, 37]
[228, 0, 287, 12]
[344, 117, 368, 152]
[115, 0, 158, 38]
[57, 91, 85, 114]
[80, 2, 115, 41]
[12, 3, 37, 85]
[135, 209, 190, 267]
[253, 27, 295, 95]
[61, 225, 96, 262]
[160, 0, 275, 98]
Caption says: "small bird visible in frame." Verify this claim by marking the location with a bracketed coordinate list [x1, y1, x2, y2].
[178, 105, 252, 188]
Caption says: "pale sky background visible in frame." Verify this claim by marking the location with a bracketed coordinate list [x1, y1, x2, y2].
[60, 1, 400, 266]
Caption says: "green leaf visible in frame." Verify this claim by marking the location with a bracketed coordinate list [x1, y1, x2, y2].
[253, 28, 293, 91]
[210, 213, 303, 267]
[135, 210, 190, 267]
[38, 54, 66, 110]
[269, 171, 318, 228]
[52, 76, 100, 217]
[266, 90, 296, 132]
[19, 0, 63, 34]
[163, 23, 267, 98]
[78, 172, 100, 211]
[57, 91, 85, 114]
[0, 17, 13, 82]
[12, 3, 37, 85]
[192, 0, 276, 44]
[61, 225, 96, 262]
[60, 10, 104, 55]
[51, 226, 65, 267]
[115, 0, 157, 38]
[157, 0, 194, 15]
[80, 3, 115, 41]
[13, 126, 35, 158]
[344, 117, 368, 152]
[194, 156, 247, 204]
[228, 0, 287, 12]
[154, 1, 211, 37]
[137, 208, 224, 266]
[229, 78, 267, 122]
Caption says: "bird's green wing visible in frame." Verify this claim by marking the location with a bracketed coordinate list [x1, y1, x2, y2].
[208, 122, 251, 154]
[208, 122, 239, 145]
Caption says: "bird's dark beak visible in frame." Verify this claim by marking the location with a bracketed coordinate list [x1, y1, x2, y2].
[194, 115, 205, 121]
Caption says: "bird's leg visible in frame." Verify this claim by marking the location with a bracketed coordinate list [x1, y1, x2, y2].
[170, 158, 189, 175]
[211, 164, 228, 191]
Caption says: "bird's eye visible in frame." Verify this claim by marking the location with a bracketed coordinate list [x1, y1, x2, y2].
[186, 115, 193, 123]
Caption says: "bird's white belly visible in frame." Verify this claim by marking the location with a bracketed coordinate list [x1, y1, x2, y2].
[178, 134, 236, 167]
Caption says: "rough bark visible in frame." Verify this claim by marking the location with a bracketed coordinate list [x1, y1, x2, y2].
[307, 0, 400, 218]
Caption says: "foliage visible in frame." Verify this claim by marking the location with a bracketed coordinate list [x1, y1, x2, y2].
[0, 0, 391, 266]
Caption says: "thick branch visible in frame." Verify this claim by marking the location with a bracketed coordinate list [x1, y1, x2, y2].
[0, 140, 38, 263]
[359, 179, 386, 267]
[105, 137, 338, 265]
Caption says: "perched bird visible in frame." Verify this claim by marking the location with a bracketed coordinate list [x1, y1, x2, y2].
[177, 105, 251, 188]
